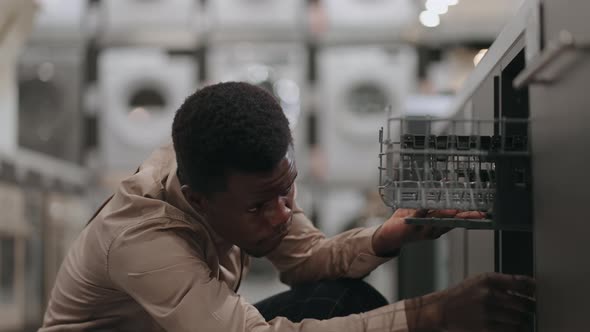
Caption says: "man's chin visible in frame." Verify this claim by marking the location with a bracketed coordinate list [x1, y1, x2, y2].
[245, 250, 267, 258]
[244, 248, 271, 258]
[244, 238, 283, 258]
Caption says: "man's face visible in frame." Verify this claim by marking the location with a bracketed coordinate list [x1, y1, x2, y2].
[200, 155, 297, 257]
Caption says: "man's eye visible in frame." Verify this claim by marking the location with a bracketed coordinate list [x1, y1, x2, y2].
[247, 204, 263, 213]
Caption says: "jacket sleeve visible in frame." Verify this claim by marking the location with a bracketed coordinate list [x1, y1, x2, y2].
[107, 221, 408, 332]
[266, 211, 398, 286]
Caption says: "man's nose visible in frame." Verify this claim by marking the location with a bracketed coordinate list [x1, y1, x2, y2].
[264, 196, 291, 227]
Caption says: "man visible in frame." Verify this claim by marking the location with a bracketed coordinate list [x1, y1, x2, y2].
[40, 82, 534, 331]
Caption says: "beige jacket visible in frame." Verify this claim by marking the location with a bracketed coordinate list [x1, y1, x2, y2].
[40, 145, 408, 332]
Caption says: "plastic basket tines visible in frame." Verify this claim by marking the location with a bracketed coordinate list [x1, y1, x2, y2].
[380, 134, 501, 211]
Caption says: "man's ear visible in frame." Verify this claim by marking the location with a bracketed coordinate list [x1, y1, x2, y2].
[181, 185, 209, 212]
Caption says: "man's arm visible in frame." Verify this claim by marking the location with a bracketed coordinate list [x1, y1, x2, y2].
[107, 221, 409, 332]
[265, 206, 483, 286]
[265, 211, 392, 286]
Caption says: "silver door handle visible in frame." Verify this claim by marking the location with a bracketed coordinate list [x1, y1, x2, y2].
[514, 30, 590, 89]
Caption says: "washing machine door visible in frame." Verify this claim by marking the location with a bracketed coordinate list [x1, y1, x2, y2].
[18, 46, 84, 163]
[99, 49, 196, 172]
[108, 78, 176, 149]
[336, 78, 397, 143]
[18, 79, 78, 161]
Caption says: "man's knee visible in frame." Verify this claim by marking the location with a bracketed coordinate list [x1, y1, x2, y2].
[294, 279, 389, 313]
[254, 279, 388, 322]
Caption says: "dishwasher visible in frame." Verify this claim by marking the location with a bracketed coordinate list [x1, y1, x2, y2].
[378, 0, 590, 330]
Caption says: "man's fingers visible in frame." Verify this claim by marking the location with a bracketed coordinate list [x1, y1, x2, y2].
[414, 209, 429, 218]
[426, 209, 459, 218]
[423, 209, 486, 219]
[455, 210, 487, 219]
[393, 208, 428, 218]
[486, 273, 536, 298]
[491, 289, 536, 313]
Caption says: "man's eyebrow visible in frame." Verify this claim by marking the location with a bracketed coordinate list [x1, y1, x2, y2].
[288, 171, 298, 185]
[248, 171, 297, 203]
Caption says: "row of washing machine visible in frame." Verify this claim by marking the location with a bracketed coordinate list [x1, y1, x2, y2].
[19, 43, 419, 235]
[18, 0, 420, 179]
[12, 0, 428, 309]
[17, 1, 422, 261]
[17, 42, 419, 180]
[95, 44, 418, 184]
[13, 42, 421, 312]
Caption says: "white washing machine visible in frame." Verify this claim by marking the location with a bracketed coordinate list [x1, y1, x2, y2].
[98, 48, 197, 173]
[18, 44, 85, 164]
[320, 0, 417, 42]
[206, 0, 305, 42]
[100, 0, 202, 48]
[17, 0, 86, 163]
[29, 0, 87, 42]
[207, 43, 309, 178]
[318, 46, 418, 186]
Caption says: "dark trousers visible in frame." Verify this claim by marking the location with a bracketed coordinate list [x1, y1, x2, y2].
[253, 279, 388, 322]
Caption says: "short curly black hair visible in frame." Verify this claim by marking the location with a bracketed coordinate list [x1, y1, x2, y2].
[172, 82, 292, 195]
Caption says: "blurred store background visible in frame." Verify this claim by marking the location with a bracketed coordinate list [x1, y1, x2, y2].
[0, 0, 524, 330]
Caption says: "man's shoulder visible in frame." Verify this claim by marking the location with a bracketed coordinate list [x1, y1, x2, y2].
[105, 215, 209, 274]
[107, 212, 203, 251]
[93, 174, 195, 240]
[89, 196, 206, 263]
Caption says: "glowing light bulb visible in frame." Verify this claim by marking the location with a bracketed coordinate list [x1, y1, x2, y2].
[419, 11, 440, 28]
[473, 49, 489, 66]
[426, 0, 448, 14]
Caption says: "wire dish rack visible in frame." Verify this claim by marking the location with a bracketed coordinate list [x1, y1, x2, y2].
[378, 113, 530, 230]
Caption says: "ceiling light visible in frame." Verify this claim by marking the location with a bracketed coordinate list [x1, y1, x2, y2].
[426, 0, 448, 14]
[419, 11, 440, 28]
[473, 49, 489, 66]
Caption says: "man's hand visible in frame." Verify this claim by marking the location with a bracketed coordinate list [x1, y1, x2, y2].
[405, 272, 536, 332]
[371, 208, 485, 257]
